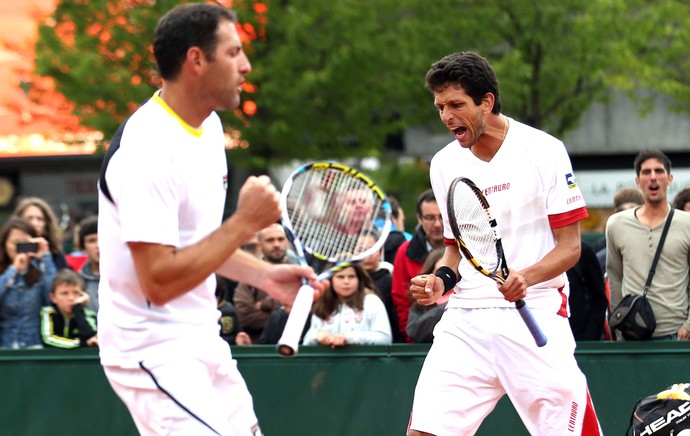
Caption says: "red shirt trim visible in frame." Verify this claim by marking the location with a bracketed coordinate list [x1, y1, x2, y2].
[557, 285, 568, 317]
[548, 207, 589, 229]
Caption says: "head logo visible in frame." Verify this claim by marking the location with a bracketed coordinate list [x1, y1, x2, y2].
[223, 175, 228, 191]
[566, 173, 577, 190]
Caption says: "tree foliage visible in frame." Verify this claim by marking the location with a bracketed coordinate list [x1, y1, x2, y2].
[34, 0, 690, 167]
[35, 0, 166, 134]
[598, 0, 690, 112]
[230, 0, 470, 167]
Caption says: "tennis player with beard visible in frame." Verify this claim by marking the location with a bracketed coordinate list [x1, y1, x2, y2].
[97, 4, 325, 435]
[406, 52, 602, 435]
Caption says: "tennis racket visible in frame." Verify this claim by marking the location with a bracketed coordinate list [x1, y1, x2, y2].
[447, 177, 547, 347]
[276, 161, 392, 356]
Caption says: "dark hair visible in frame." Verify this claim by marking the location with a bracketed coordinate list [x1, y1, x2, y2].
[673, 187, 690, 211]
[416, 189, 437, 217]
[0, 217, 41, 286]
[312, 264, 376, 320]
[425, 51, 502, 114]
[52, 268, 84, 293]
[12, 196, 63, 257]
[633, 149, 672, 177]
[78, 215, 98, 250]
[153, 3, 237, 80]
[612, 187, 643, 212]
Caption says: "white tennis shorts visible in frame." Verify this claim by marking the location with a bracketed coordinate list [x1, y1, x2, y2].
[104, 339, 260, 436]
[408, 307, 602, 436]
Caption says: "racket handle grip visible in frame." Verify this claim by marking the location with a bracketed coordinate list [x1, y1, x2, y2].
[276, 284, 315, 357]
[515, 299, 548, 347]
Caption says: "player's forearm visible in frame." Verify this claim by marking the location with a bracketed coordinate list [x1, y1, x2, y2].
[522, 224, 580, 287]
[216, 248, 271, 288]
[522, 243, 580, 288]
[131, 215, 256, 305]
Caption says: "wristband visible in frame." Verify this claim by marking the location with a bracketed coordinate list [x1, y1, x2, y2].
[434, 266, 458, 294]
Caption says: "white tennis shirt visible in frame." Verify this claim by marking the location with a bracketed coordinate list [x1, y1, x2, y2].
[430, 117, 588, 315]
[97, 92, 228, 367]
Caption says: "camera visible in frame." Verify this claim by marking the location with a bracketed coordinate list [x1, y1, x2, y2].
[16, 241, 39, 254]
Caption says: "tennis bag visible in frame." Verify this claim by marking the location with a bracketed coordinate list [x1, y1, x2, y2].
[628, 383, 690, 435]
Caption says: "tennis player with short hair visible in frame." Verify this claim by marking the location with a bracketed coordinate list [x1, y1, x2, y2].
[407, 52, 602, 435]
[97, 4, 325, 435]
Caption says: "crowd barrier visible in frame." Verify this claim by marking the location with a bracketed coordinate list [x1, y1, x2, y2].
[1, 342, 688, 435]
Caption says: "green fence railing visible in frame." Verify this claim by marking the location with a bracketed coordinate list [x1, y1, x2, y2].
[0, 342, 688, 435]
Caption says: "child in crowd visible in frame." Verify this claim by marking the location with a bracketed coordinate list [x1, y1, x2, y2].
[40, 269, 98, 348]
[303, 264, 391, 347]
[76, 215, 100, 312]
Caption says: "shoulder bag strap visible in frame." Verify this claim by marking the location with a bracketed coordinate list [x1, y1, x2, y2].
[643, 208, 675, 296]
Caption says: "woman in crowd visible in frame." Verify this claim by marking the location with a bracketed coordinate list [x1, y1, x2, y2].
[0, 217, 57, 348]
[303, 264, 391, 347]
[13, 197, 68, 270]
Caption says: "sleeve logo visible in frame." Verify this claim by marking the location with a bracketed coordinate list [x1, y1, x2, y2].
[565, 173, 577, 190]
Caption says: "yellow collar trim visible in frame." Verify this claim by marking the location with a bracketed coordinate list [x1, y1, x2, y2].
[151, 91, 203, 137]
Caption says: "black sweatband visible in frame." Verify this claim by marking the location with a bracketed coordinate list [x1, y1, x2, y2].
[434, 266, 458, 294]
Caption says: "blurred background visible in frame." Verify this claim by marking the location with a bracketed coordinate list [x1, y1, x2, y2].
[2, 0, 690, 242]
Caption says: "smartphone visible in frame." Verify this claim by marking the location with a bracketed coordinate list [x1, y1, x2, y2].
[16, 242, 39, 254]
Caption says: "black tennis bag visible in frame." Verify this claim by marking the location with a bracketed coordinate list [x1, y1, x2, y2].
[628, 383, 690, 435]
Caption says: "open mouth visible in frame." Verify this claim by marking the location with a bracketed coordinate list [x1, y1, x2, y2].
[452, 126, 468, 140]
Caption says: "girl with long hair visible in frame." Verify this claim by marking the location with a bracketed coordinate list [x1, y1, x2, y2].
[13, 197, 68, 270]
[303, 264, 391, 347]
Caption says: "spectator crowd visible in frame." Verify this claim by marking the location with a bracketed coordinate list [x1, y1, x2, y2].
[0, 197, 100, 349]
[2, 149, 689, 353]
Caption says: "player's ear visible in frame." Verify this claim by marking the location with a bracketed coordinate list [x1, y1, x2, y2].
[481, 92, 495, 113]
[186, 46, 205, 74]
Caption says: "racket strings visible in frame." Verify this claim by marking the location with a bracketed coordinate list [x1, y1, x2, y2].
[300, 171, 358, 259]
[451, 185, 501, 272]
[287, 168, 386, 264]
